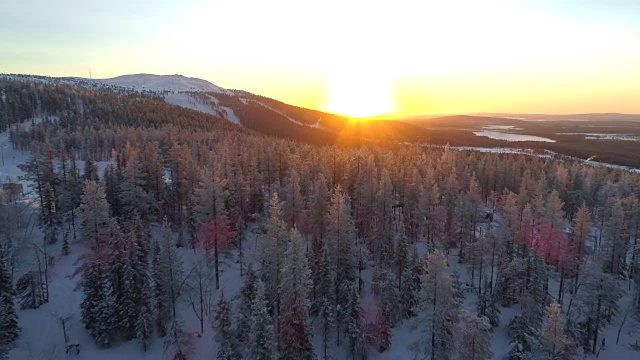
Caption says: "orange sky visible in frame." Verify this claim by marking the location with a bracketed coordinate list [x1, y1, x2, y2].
[3, 0, 640, 117]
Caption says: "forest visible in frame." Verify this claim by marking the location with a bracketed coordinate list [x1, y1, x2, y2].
[1, 78, 640, 359]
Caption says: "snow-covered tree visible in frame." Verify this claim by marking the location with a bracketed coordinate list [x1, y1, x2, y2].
[326, 188, 358, 345]
[236, 264, 257, 342]
[248, 279, 276, 360]
[153, 240, 169, 337]
[455, 310, 492, 360]
[343, 279, 363, 359]
[413, 251, 460, 360]
[80, 254, 115, 347]
[260, 192, 287, 321]
[277, 229, 315, 360]
[574, 265, 623, 354]
[316, 240, 335, 360]
[400, 248, 422, 319]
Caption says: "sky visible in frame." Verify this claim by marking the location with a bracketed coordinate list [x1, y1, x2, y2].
[2, 0, 640, 117]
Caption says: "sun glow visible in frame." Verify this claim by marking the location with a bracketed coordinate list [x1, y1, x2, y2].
[326, 72, 394, 118]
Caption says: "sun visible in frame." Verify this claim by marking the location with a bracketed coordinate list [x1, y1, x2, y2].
[326, 72, 394, 118]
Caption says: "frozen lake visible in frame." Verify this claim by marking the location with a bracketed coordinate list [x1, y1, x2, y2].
[473, 131, 556, 142]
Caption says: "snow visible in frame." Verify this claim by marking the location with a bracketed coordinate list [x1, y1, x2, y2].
[473, 131, 556, 142]
[164, 93, 241, 125]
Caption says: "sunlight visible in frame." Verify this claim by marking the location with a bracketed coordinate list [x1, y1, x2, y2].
[326, 72, 394, 118]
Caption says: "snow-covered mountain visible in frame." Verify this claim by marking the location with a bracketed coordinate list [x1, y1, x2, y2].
[97, 73, 230, 94]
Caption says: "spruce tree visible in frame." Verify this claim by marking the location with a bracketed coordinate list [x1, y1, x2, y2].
[236, 264, 257, 342]
[277, 229, 315, 360]
[152, 240, 169, 337]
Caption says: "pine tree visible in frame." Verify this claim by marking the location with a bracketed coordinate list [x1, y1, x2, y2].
[78, 182, 117, 347]
[110, 229, 138, 340]
[131, 222, 154, 351]
[343, 279, 363, 359]
[248, 280, 276, 360]
[326, 188, 358, 346]
[277, 229, 315, 360]
[79, 180, 112, 244]
[401, 249, 422, 319]
[0, 253, 20, 350]
[316, 239, 335, 360]
[541, 301, 567, 359]
[140, 141, 164, 206]
[413, 251, 460, 359]
[118, 143, 155, 220]
[260, 192, 287, 327]
[136, 276, 154, 351]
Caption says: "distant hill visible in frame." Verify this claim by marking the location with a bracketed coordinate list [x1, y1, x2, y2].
[474, 113, 640, 122]
[0, 73, 433, 146]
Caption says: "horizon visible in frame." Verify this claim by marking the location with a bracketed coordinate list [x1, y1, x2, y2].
[2, 0, 640, 117]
